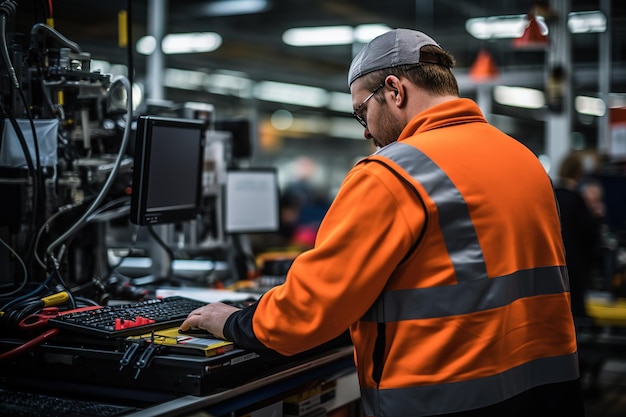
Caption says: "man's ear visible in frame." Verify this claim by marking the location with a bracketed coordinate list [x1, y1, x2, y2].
[385, 75, 405, 107]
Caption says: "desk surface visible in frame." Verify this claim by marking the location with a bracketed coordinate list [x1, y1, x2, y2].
[0, 341, 358, 417]
[126, 345, 358, 417]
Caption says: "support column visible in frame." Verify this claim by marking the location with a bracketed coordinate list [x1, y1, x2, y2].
[476, 84, 493, 123]
[598, 0, 611, 155]
[146, 0, 166, 101]
[545, 0, 572, 178]
[146, 0, 169, 279]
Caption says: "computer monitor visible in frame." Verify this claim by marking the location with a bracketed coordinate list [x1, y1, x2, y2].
[224, 168, 280, 234]
[130, 116, 206, 225]
[214, 118, 252, 159]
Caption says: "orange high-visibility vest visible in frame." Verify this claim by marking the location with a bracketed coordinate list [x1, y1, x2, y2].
[245, 98, 579, 416]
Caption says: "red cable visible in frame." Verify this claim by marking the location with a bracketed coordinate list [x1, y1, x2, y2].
[0, 328, 59, 360]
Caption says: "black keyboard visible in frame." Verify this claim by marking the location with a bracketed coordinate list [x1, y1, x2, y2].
[48, 296, 207, 338]
[0, 388, 139, 417]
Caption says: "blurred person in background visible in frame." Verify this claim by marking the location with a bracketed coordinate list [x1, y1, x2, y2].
[554, 152, 602, 320]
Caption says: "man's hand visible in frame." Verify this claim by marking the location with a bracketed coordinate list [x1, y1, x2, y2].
[179, 302, 241, 339]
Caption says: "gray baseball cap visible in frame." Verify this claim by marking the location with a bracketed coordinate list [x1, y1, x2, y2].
[348, 28, 442, 86]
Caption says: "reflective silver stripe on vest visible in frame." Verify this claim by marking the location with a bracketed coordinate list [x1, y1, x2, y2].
[361, 265, 568, 322]
[361, 352, 579, 417]
[375, 141, 487, 283]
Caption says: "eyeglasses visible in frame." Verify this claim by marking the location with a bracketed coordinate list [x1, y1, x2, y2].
[353, 83, 384, 129]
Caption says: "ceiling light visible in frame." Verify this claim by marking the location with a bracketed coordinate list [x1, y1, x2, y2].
[466, 14, 548, 40]
[206, 72, 253, 98]
[494, 86, 545, 109]
[568, 11, 607, 33]
[467, 11, 605, 39]
[136, 33, 222, 54]
[575, 96, 606, 116]
[162, 33, 222, 54]
[354, 24, 392, 43]
[253, 81, 328, 107]
[283, 26, 354, 46]
[163, 68, 209, 90]
[136, 35, 157, 55]
[466, 15, 529, 39]
[283, 24, 391, 47]
[204, 0, 269, 16]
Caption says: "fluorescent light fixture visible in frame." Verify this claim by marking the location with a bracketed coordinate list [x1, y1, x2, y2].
[206, 71, 253, 98]
[162, 32, 222, 54]
[171, 259, 217, 271]
[466, 14, 528, 40]
[163, 68, 209, 90]
[568, 11, 607, 33]
[283, 24, 391, 46]
[136, 33, 222, 55]
[253, 81, 328, 107]
[468, 11, 606, 39]
[354, 24, 392, 43]
[574, 94, 626, 117]
[136, 35, 157, 55]
[283, 26, 354, 46]
[575, 96, 606, 116]
[466, 14, 547, 39]
[494, 86, 545, 109]
[161, 67, 255, 98]
[204, 0, 269, 16]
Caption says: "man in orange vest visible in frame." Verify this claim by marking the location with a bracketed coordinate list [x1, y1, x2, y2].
[182, 28, 585, 417]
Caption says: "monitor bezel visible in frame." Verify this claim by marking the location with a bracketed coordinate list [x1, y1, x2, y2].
[130, 115, 206, 226]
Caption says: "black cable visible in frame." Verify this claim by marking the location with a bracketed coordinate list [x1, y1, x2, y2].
[74, 296, 99, 307]
[14, 88, 44, 271]
[48, 267, 76, 309]
[0, 280, 47, 313]
[45, 77, 133, 267]
[11, 298, 43, 324]
[33, 198, 87, 270]
[0, 3, 45, 276]
[0, 2, 18, 89]
[0, 103, 40, 267]
[86, 195, 131, 221]
[29, 22, 82, 53]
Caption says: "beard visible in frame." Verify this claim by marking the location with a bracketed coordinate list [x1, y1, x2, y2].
[370, 102, 404, 148]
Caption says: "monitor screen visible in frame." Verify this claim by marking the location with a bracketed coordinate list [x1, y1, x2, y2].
[130, 116, 206, 225]
[224, 168, 280, 234]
